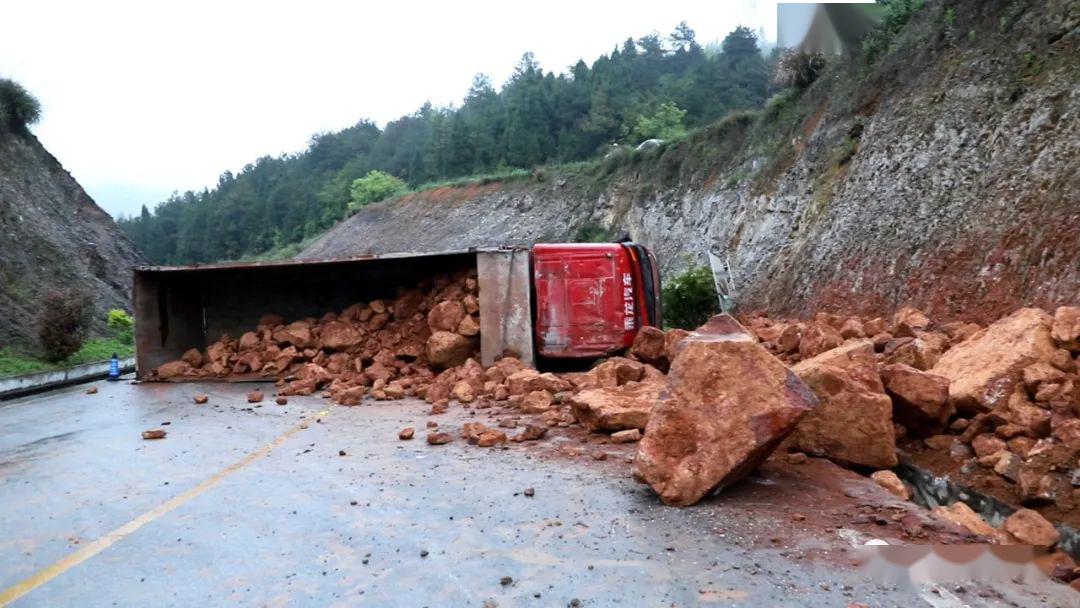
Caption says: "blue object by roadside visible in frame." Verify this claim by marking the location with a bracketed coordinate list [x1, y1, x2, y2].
[107, 354, 121, 381]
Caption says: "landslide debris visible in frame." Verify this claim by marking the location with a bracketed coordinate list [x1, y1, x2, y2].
[151, 285, 1079, 555]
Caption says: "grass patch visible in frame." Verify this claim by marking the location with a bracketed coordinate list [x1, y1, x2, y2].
[0, 339, 135, 378]
[413, 167, 533, 192]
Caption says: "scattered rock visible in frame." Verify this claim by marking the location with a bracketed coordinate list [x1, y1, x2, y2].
[610, 429, 642, 444]
[85, 386, 98, 394]
[399, 427, 415, 440]
[275, 396, 288, 405]
[476, 430, 507, 447]
[1003, 508, 1060, 546]
[247, 390, 264, 403]
[570, 381, 662, 432]
[426, 432, 453, 445]
[141, 429, 167, 440]
[193, 394, 209, 404]
[870, 470, 910, 500]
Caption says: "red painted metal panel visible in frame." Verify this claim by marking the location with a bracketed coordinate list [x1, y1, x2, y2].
[532, 243, 639, 358]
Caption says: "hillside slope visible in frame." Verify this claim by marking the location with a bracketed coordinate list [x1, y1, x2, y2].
[302, 0, 1079, 324]
[0, 123, 145, 352]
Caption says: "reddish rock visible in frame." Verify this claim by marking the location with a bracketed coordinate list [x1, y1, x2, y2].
[193, 394, 209, 404]
[971, 434, 1007, 458]
[1003, 509, 1060, 546]
[630, 326, 668, 369]
[506, 369, 543, 396]
[610, 429, 642, 444]
[663, 328, 690, 361]
[520, 390, 553, 414]
[570, 380, 663, 432]
[462, 294, 480, 315]
[511, 424, 548, 442]
[247, 390, 264, 403]
[476, 430, 507, 447]
[1004, 389, 1051, 437]
[156, 360, 191, 379]
[457, 315, 480, 337]
[633, 315, 817, 506]
[426, 331, 477, 369]
[832, 318, 861, 339]
[399, 427, 415, 440]
[931, 308, 1057, 413]
[790, 340, 897, 469]
[1022, 362, 1068, 393]
[181, 348, 204, 368]
[1049, 349, 1076, 373]
[272, 321, 314, 348]
[141, 429, 167, 440]
[870, 470, 910, 500]
[238, 331, 261, 351]
[892, 306, 931, 336]
[321, 321, 364, 351]
[428, 300, 466, 332]
[1051, 306, 1080, 351]
[798, 323, 844, 359]
[450, 380, 475, 403]
[880, 363, 952, 434]
[881, 337, 941, 371]
[426, 432, 453, 445]
[931, 502, 1003, 541]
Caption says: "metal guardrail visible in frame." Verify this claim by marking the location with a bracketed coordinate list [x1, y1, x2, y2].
[0, 358, 136, 401]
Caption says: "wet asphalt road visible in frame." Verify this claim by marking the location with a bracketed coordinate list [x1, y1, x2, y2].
[0, 379, 1075, 607]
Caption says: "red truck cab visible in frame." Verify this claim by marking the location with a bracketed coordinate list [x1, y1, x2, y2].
[532, 243, 661, 358]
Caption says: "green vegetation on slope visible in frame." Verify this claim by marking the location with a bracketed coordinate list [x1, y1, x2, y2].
[119, 24, 774, 264]
[0, 78, 42, 131]
[0, 339, 134, 378]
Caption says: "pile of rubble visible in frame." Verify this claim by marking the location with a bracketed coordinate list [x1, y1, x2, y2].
[152, 285, 1079, 547]
[150, 269, 483, 404]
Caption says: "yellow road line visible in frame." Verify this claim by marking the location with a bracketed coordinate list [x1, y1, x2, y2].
[0, 408, 332, 607]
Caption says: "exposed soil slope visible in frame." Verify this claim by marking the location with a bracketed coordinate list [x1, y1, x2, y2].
[302, 0, 1079, 324]
[0, 123, 145, 352]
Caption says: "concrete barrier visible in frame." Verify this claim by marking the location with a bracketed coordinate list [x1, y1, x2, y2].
[0, 358, 136, 400]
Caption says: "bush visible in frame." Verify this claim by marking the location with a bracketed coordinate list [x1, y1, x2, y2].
[107, 309, 134, 345]
[346, 170, 408, 214]
[661, 262, 720, 330]
[773, 51, 828, 90]
[0, 78, 42, 129]
[38, 290, 93, 362]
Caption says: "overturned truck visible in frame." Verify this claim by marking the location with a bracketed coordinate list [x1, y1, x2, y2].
[132, 243, 662, 382]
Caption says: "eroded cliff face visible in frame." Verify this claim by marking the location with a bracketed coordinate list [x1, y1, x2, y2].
[302, 0, 1079, 324]
[0, 125, 145, 351]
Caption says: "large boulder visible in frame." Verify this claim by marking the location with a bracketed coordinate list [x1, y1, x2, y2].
[426, 331, 476, 369]
[633, 315, 818, 506]
[931, 308, 1057, 414]
[881, 363, 953, 435]
[789, 340, 897, 468]
[156, 360, 191, 379]
[570, 381, 663, 432]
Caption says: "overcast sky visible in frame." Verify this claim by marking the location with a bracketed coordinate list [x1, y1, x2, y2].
[3, 0, 778, 218]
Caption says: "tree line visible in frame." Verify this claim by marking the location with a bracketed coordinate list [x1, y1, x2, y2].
[119, 24, 774, 264]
